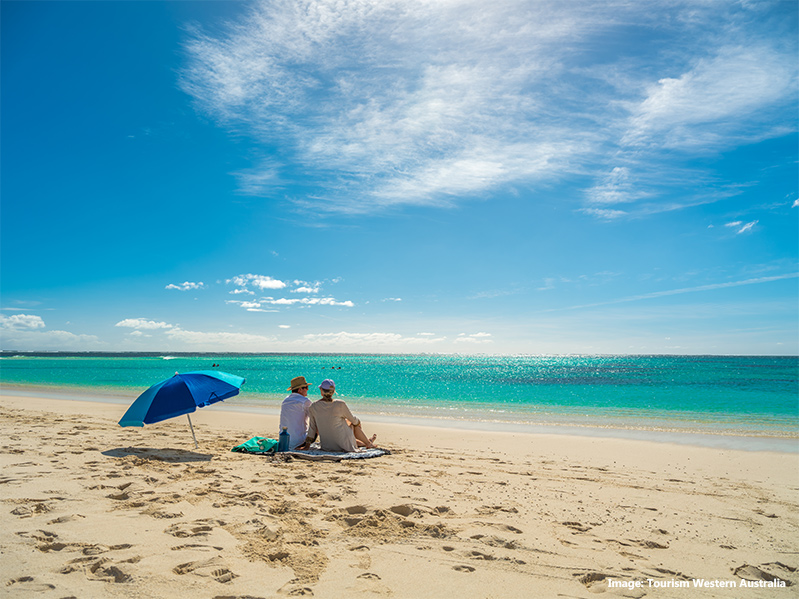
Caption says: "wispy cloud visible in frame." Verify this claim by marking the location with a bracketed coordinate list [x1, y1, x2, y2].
[115, 318, 174, 330]
[181, 1, 795, 217]
[301, 331, 445, 347]
[165, 328, 276, 349]
[621, 45, 795, 149]
[552, 273, 799, 312]
[725, 220, 759, 234]
[261, 297, 354, 307]
[165, 281, 205, 291]
[455, 332, 493, 344]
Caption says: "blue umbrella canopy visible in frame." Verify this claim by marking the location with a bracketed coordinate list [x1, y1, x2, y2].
[119, 370, 245, 428]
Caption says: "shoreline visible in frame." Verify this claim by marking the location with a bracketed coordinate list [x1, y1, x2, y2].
[1, 390, 797, 597]
[2, 384, 798, 453]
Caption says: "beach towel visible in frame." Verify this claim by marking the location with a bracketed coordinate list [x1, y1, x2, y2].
[283, 447, 390, 462]
[230, 437, 389, 461]
[230, 436, 279, 454]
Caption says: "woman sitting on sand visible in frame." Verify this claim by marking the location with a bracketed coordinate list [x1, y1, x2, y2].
[298, 379, 377, 452]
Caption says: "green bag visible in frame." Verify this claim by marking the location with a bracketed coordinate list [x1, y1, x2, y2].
[231, 436, 279, 454]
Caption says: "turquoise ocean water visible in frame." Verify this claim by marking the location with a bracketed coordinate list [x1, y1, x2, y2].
[1, 353, 797, 440]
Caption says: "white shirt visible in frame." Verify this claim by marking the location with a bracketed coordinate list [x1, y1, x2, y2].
[279, 393, 311, 450]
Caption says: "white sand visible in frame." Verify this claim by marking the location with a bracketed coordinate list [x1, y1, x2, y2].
[2, 392, 797, 598]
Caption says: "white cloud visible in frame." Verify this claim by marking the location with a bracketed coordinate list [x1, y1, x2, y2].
[115, 318, 174, 330]
[179, 1, 616, 211]
[165, 327, 276, 350]
[455, 332, 494, 344]
[301, 331, 445, 347]
[279, 325, 291, 329]
[736, 220, 758, 234]
[230, 288, 255, 295]
[580, 207, 628, 220]
[0, 314, 46, 330]
[165, 281, 205, 291]
[623, 45, 796, 149]
[230, 293, 354, 308]
[383, 297, 402, 302]
[0, 328, 103, 350]
[792, 199, 799, 208]
[227, 274, 287, 290]
[181, 1, 795, 220]
[261, 296, 354, 307]
[291, 281, 321, 294]
[725, 220, 758, 234]
[0, 314, 105, 350]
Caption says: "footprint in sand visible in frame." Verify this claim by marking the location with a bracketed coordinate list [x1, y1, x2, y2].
[468, 550, 495, 561]
[60, 556, 132, 583]
[562, 521, 592, 532]
[16, 530, 70, 552]
[174, 558, 238, 583]
[47, 514, 85, 524]
[277, 581, 315, 596]
[576, 572, 609, 591]
[87, 559, 132, 583]
[5, 576, 56, 592]
[10, 502, 51, 518]
[733, 564, 793, 586]
[348, 544, 371, 569]
[453, 565, 475, 572]
[172, 543, 224, 552]
[81, 543, 133, 556]
[165, 519, 225, 538]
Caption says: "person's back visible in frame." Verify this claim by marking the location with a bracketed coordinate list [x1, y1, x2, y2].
[279, 376, 311, 450]
[302, 379, 376, 452]
[308, 398, 359, 452]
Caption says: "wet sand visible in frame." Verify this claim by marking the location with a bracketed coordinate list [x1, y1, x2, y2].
[1, 392, 797, 598]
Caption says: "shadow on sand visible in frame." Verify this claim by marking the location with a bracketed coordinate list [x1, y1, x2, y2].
[101, 447, 213, 462]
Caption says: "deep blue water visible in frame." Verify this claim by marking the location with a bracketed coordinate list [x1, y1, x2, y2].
[1, 353, 797, 436]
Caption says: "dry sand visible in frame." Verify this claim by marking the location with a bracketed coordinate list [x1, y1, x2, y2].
[1, 392, 798, 598]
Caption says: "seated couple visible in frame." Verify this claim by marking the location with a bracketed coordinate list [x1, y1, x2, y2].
[279, 376, 377, 452]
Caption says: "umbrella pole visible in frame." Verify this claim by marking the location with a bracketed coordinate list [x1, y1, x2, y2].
[186, 414, 198, 449]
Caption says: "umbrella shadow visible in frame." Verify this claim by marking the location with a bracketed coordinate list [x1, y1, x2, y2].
[102, 447, 213, 463]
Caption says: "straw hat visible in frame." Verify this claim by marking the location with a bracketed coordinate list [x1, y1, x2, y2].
[288, 376, 310, 391]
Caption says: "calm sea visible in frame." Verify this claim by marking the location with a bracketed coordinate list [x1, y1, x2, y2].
[1, 353, 797, 439]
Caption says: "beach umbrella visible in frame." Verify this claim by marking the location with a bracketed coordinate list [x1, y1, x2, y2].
[118, 370, 245, 448]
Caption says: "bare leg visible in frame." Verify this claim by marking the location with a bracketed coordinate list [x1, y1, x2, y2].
[351, 423, 377, 449]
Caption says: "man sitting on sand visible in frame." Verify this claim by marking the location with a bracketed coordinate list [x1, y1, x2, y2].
[298, 379, 377, 452]
[279, 376, 312, 450]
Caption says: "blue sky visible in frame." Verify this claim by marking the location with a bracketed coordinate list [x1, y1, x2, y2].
[1, 0, 797, 354]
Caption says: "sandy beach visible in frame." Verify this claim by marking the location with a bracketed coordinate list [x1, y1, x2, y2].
[1, 392, 798, 598]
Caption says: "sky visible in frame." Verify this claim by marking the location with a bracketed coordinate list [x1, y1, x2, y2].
[1, 0, 797, 355]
